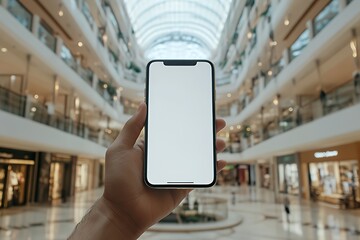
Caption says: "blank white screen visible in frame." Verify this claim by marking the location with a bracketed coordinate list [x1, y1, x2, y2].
[146, 61, 215, 185]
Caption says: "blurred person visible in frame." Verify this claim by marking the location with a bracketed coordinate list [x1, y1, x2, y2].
[69, 103, 227, 239]
[284, 196, 290, 223]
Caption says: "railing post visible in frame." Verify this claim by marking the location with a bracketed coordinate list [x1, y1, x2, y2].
[92, 73, 99, 90]
[282, 47, 289, 66]
[31, 14, 40, 36]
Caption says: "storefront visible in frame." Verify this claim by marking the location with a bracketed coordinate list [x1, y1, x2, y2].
[75, 158, 102, 192]
[300, 142, 360, 208]
[0, 147, 35, 208]
[277, 154, 300, 195]
[36, 152, 76, 203]
[216, 164, 255, 186]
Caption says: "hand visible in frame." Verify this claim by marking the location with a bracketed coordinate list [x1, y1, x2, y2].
[69, 103, 226, 239]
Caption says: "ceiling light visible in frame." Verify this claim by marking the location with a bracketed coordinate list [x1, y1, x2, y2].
[227, 93, 232, 98]
[34, 94, 39, 99]
[267, 70, 273, 76]
[237, 125, 241, 129]
[257, 61, 262, 67]
[247, 32, 253, 39]
[269, 41, 277, 47]
[273, 97, 279, 106]
[1, 47, 7, 53]
[78, 41, 83, 47]
[113, 96, 118, 101]
[58, 10, 64, 17]
[31, 107, 37, 112]
[118, 87, 123, 91]
[288, 107, 294, 112]
[103, 83, 108, 89]
[350, 40, 357, 58]
[284, 18, 290, 26]
[230, 126, 234, 131]
[10, 75, 16, 81]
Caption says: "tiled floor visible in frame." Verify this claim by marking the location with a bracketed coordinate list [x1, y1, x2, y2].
[1, 186, 360, 240]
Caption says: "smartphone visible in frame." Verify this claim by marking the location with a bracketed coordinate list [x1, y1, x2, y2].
[144, 59, 216, 188]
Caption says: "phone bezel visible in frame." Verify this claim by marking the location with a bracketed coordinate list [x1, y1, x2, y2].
[144, 59, 217, 188]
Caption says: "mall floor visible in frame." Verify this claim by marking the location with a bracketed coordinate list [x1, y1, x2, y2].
[0, 186, 360, 240]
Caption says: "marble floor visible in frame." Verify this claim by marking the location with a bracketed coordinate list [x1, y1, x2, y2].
[0, 186, 360, 240]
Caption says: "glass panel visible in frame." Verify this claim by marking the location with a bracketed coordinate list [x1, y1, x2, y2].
[289, 29, 310, 61]
[7, 0, 32, 30]
[60, 45, 77, 71]
[313, 0, 339, 36]
[77, 66, 93, 85]
[0, 86, 26, 116]
[38, 22, 56, 52]
[81, 0, 94, 29]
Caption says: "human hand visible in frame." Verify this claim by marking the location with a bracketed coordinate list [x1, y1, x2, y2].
[70, 103, 226, 239]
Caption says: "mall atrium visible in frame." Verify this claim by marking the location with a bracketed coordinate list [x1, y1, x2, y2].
[0, 0, 360, 239]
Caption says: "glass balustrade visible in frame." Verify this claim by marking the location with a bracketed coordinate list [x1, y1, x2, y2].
[7, 0, 32, 30]
[0, 86, 25, 117]
[60, 45, 77, 71]
[81, 0, 94, 29]
[38, 22, 56, 52]
[314, 0, 339, 36]
[224, 79, 360, 152]
[289, 29, 310, 61]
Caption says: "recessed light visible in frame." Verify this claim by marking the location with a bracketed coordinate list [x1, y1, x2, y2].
[10, 75, 16, 81]
[34, 94, 39, 99]
[247, 32, 252, 39]
[1, 47, 7, 53]
[284, 19, 290, 26]
[78, 41, 83, 47]
[31, 107, 37, 112]
[103, 83, 108, 89]
[230, 126, 234, 131]
[268, 70, 273, 76]
[258, 61, 262, 67]
[237, 125, 241, 129]
[58, 10, 64, 17]
[227, 93, 232, 98]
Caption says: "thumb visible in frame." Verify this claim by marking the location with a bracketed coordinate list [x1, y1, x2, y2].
[114, 102, 146, 148]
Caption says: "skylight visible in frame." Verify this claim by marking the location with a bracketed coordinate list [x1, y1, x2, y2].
[124, 0, 233, 59]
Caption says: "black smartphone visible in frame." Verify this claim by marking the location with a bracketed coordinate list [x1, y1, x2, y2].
[144, 59, 216, 188]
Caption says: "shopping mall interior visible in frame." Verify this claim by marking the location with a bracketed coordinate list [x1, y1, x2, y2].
[0, 0, 360, 239]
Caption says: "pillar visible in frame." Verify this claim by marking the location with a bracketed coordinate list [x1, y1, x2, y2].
[55, 35, 64, 56]
[306, 20, 314, 39]
[22, 54, 31, 95]
[31, 15, 40, 36]
[282, 47, 289, 65]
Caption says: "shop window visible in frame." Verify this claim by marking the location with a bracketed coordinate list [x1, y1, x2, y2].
[313, 0, 339, 36]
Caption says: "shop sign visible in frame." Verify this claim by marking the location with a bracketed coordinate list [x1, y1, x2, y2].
[314, 150, 338, 158]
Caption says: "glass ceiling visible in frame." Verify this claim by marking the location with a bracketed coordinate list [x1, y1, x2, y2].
[124, 0, 233, 59]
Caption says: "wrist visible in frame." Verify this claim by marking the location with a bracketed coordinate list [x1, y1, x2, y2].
[97, 196, 145, 239]
[69, 197, 144, 240]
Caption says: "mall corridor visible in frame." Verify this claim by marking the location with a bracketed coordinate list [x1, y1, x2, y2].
[0, 187, 360, 240]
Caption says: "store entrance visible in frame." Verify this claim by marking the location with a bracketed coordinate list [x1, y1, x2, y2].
[309, 160, 360, 208]
[0, 163, 30, 208]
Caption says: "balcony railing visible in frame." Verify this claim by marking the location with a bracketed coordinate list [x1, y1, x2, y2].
[7, 0, 32, 30]
[60, 45, 77, 71]
[38, 21, 56, 52]
[0, 86, 26, 117]
[81, 0, 94, 29]
[0, 86, 114, 146]
[313, 0, 339, 36]
[289, 29, 310, 62]
[226, 79, 360, 153]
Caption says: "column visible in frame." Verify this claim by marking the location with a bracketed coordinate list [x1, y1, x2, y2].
[306, 20, 314, 39]
[22, 54, 31, 95]
[255, 162, 261, 189]
[55, 35, 64, 56]
[31, 15, 40, 36]
[272, 156, 280, 203]
[92, 74, 99, 90]
[282, 47, 289, 65]
[230, 102, 238, 116]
